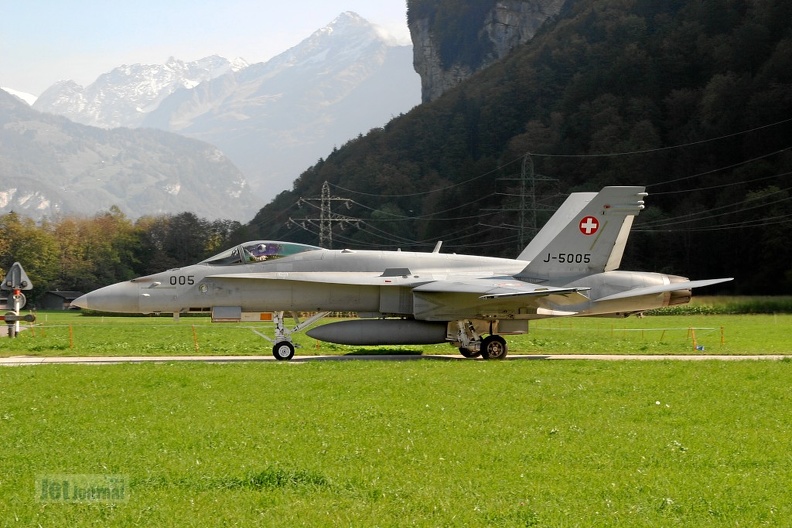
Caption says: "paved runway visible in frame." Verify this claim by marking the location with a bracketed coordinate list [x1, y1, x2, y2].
[1, 354, 789, 366]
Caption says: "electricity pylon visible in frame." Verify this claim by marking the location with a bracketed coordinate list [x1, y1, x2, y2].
[289, 181, 359, 248]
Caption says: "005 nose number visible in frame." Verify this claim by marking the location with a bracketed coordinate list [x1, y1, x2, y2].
[169, 275, 195, 286]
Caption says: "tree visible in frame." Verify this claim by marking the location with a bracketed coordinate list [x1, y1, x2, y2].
[0, 212, 59, 299]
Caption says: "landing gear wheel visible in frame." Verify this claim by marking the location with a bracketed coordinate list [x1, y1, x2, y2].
[272, 341, 295, 361]
[480, 335, 507, 360]
[458, 346, 481, 358]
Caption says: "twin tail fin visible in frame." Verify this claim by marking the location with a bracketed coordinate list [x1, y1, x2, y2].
[518, 186, 647, 280]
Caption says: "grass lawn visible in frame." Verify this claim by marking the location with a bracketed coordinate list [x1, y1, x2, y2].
[1, 360, 791, 526]
[1, 310, 789, 357]
[1, 303, 790, 525]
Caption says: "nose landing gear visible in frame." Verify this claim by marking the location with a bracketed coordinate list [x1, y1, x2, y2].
[272, 341, 295, 361]
[254, 311, 329, 361]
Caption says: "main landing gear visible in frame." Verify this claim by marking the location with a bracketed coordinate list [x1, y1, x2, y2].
[480, 335, 508, 359]
[454, 321, 508, 360]
[458, 346, 480, 358]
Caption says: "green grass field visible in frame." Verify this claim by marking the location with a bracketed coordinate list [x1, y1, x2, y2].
[1, 303, 790, 526]
[2, 360, 791, 526]
[1, 309, 789, 357]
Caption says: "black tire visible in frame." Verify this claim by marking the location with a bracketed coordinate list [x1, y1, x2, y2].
[272, 341, 295, 361]
[458, 346, 481, 358]
[480, 335, 508, 360]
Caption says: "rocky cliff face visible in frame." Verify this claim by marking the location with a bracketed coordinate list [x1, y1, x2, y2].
[409, 0, 567, 103]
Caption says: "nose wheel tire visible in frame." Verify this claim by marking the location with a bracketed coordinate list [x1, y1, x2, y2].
[273, 341, 295, 361]
[480, 335, 507, 360]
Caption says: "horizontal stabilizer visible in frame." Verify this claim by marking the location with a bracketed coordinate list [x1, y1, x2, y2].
[596, 277, 734, 302]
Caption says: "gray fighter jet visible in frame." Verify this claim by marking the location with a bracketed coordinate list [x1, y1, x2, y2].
[73, 186, 732, 360]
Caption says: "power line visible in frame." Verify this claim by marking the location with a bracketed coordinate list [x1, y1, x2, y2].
[327, 117, 792, 200]
[263, 116, 792, 245]
[650, 148, 790, 190]
[638, 185, 792, 230]
[529, 116, 792, 159]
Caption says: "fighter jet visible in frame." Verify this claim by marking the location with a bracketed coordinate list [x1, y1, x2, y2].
[73, 186, 732, 360]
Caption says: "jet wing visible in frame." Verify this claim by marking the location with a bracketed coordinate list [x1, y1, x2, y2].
[410, 279, 592, 320]
[205, 273, 592, 302]
[413, 279, 591, 306]
[207, 273, 591, 313]
[595, 277, 734, 302]
[479, 287, 590, 302]
[206, 273, 592, 319]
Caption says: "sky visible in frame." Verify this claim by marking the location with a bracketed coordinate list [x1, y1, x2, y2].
[0, 0, 411, 95]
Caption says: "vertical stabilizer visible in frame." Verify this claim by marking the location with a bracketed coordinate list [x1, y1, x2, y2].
[517, 186, 647, 280]
[517, 192, 597, 261]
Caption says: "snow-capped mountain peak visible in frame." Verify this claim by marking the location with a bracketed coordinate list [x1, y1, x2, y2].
[255, 11, 390, 77]
[139, 11, 419, 200]
[32, 56, 246, 128]
[20, 12, 420, 206]
[1, 87, 38, 105]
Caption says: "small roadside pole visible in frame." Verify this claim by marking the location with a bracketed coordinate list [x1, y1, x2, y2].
[1, 262, 36, 337]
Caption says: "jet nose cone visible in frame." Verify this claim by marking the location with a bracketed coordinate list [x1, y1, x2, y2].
[72, 282, 140, 313]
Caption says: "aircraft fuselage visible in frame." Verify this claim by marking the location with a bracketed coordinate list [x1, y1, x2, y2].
[77, 248, 691, 320]
[73, 187, 732, 360]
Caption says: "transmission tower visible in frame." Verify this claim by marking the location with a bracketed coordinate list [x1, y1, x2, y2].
[289, 181, 359, 248]
[485, 152, 558, 252]
[515, 152, 563, 249]
[519, 153, 536, 249]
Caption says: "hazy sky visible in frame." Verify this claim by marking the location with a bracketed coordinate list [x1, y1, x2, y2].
[1, 0, 410, 95]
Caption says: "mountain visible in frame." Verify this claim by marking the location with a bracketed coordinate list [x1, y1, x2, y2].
[0, 87, 37, 106]
[143, 12, 421, 200]
[33, 56, 248, 129]
[29, 12, 421, 202]
[249, 0, 792, 294]
[0, 89, 259, 221]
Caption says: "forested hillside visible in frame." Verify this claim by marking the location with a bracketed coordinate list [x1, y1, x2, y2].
[250, 0, 792, 294]
[0, 211, 246, 300]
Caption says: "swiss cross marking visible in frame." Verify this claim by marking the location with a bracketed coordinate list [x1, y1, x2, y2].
[579, 216, 599, 235]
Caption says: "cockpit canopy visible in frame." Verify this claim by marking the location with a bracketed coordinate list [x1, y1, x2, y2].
[201, 240, 323, 265]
